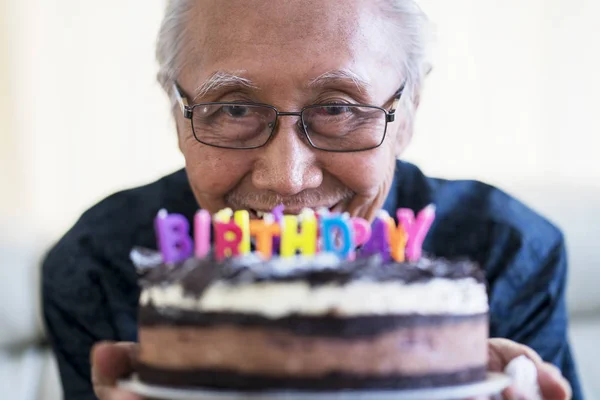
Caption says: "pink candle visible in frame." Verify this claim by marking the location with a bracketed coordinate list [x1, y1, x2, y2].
[154, 209, 193, 264]
[397, 204, 436, 261]
[214, 221, 243, 261]
[194, 209, 211, 258]
[351, 217, 372, 247]
[349, 217, 371, 260]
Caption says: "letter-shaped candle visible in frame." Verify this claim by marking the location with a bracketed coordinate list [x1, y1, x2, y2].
[214, 208, 233, 223]
[384, 216, 408, 262]
[234, 210, 251, 255]
[360, 212, 390, 261]
[194, 209, 211, 258]
[280, 210, 317, 257]
[155, 209, 193, 263]
[397, 204, 436, 261]
[271, 205, 284, 255]
[349, 217, 372, 260]
[321, 214, 354, 259]
[214, 221, 242, 261]
[351, 217, 372, 247]
[250, 216, 281, 259]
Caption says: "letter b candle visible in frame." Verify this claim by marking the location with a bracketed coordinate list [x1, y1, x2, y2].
[155, 209, 193, 264]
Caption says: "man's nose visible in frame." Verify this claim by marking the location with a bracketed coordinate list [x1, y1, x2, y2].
[251, 118, 323, 197]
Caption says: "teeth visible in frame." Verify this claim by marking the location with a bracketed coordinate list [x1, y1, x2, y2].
[255, 210, 266, 218]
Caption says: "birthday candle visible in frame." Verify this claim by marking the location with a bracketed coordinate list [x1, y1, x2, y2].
[194, 209, 211, 258]
[320, 214, 354, 259]
[154, 209, 193, 263]
[280, 210, 317, 257]
[378, 212, 408, 262]
[351, 217, 372, 247]
[214, 220, 243, 261]
[214, 208, 233, 223]
[234, 210, 251, 255]
[360, 212, 390, 261]
[271, 205, 284, 255]
[349, 217, 372, 260]
[249, 215, 281, 259]
[397, 205, 436, 261]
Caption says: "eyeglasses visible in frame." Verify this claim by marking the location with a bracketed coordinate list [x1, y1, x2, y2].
[173, 83, 405, 152]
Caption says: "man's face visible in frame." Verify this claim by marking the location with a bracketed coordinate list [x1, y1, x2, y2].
[176, 0, 410, 221]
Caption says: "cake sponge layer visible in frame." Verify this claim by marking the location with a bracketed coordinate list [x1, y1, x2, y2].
[138, 314, 488, 378]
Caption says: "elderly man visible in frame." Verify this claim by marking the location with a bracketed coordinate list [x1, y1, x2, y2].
[42, 1, 580, 399]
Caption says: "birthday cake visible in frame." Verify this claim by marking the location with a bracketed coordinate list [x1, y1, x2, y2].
[133, 206, 489, 391]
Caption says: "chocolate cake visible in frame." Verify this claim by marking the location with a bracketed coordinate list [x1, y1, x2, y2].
[134, 251, 489, 391]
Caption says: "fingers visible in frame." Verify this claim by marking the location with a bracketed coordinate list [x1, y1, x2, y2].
[502, 363, 571, 400]
[488, 338, 543, 372]
[488, 339, 572, 400]
[91, 341, 139, 400]
[96, 388, 142, 400]
[537, 362, 572, 400]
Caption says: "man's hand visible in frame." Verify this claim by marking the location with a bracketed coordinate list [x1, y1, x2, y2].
[91, 341, 142, 400]
[488, 338, 572, 400]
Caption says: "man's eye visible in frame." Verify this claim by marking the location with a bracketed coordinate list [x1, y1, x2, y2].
[316, 106, 351, 116]
[222, 105, 250, 117]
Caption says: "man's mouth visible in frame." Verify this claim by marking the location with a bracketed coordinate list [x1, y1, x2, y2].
[248, 203, 344, 219]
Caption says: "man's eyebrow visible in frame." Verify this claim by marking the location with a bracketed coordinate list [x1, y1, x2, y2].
[307, 70, 370, 93]
[193, 71, 258, 101]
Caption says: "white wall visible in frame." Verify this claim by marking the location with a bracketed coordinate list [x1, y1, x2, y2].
[412, 0, 600, 314]
[1, 0, 599, 313]
[3, 0, 183, 239]
[411, 0, 600, 184]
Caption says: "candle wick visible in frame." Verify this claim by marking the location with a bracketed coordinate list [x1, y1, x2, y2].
[157, 209, 168, 218]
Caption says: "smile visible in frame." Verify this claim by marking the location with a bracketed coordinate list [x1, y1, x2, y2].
[248, 203, 343, 219]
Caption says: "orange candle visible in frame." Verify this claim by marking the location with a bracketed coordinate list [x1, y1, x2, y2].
[249, 219, 281, 259]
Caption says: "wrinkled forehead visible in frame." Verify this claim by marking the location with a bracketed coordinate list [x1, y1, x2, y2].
[178, 0, 402, 99]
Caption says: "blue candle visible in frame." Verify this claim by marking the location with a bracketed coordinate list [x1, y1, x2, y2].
[320, 214, 354, 259]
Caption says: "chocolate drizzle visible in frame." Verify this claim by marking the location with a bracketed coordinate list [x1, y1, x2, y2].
[133, 248, 484, 297]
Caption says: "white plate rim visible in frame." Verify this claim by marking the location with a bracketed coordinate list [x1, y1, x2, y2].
[118, 372, 511, 400]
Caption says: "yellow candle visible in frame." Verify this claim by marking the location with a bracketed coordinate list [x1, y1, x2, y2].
[234, 210, 251, 255]
[214, 208, 233, 223]
[280, 210, 317, 257]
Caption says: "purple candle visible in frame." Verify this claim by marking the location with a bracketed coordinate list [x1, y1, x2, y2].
[360, 213, 390, 261]
[154, 209, 193, 264]
[271, 204, 284, 254]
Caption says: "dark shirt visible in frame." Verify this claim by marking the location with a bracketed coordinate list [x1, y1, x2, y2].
[42, 161, 583, 399]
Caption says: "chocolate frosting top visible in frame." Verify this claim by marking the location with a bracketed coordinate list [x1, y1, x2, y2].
[132, 248, 484, 297]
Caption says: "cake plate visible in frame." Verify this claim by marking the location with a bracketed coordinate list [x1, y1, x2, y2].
[119, 372, 511, 400]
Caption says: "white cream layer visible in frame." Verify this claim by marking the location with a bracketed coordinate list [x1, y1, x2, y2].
[140, 278, 488, 318]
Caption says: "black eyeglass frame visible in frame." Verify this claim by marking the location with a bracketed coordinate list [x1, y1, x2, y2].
[172, 82, 405, 152]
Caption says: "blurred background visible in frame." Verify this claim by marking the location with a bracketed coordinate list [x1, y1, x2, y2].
[0, 0, 598, 398]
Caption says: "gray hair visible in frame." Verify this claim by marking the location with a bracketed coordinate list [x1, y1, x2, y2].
[156, 0, 431, 126]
